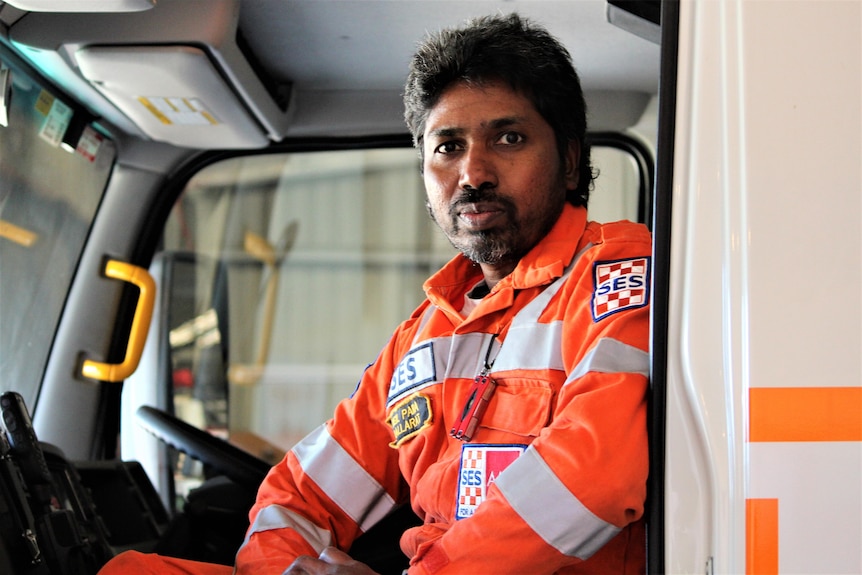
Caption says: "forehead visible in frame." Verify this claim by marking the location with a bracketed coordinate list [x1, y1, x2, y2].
[423, 80, 543, 136]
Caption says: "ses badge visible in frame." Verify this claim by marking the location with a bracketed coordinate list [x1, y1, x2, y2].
[592, 256, 650, 322]
[455, 444, 526, 520]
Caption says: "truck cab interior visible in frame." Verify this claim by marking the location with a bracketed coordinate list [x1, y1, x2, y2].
[0, 1, 665, 573]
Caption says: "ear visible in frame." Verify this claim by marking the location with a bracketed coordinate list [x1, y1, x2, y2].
[563, 140, 581, 190]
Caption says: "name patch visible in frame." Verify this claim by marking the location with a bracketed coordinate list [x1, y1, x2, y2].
[387, 342, 436, 406]
[455, 444, 526, 520]
[387, 394, 432, 447]
[592, 257, 650, 321]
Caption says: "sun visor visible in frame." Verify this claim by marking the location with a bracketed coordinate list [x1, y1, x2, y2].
[3, 0, 155, 11]
[8, 0, 293, 149]
[76, 45, 272, 149]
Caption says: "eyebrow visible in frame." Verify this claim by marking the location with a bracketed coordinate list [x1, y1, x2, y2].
[427, 116, 524, 139]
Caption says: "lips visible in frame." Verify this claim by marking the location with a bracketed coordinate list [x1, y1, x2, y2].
[456, 201, 506, 230]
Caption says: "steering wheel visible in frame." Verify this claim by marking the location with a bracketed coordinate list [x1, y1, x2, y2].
[136, 405, 272, 492]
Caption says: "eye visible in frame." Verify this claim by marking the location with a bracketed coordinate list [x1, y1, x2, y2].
[433, 141, 462, 154]
[497, 131, 524, 145]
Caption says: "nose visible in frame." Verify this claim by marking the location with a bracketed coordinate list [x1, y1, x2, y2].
[458, 146, 498, 191]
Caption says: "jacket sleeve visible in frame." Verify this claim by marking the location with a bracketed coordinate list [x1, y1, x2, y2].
[409, 229, 651, 574]
[233, 323, 416, 574]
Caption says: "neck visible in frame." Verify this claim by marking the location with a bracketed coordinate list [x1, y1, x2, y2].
[479, 261, 517, 292]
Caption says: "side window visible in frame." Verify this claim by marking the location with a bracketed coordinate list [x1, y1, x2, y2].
[590, 136, 654, 226]
[122, 142, 651, 501]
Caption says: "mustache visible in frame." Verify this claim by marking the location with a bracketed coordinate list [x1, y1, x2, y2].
[452, 185, 502, 207]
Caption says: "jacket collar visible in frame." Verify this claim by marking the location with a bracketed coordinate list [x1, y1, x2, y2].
[423, 204, 587, 312]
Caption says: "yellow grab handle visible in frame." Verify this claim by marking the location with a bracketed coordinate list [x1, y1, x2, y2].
[82, 259, 156, 382]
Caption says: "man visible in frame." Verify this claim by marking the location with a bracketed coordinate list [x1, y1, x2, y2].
[101, 12, 650, 575]
[247, 12, 650, 574]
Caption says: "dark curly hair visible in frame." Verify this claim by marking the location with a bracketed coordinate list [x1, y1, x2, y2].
[403, 13, 594, 206]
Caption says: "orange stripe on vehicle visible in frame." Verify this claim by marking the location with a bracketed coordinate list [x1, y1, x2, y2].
[746, 498, 778, 575]
[749, 387, 862, 442]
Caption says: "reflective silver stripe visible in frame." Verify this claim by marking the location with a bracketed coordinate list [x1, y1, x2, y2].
[293, 424, 396, 532]
[493, 320, 564, 372]
[406, 332, 493, 378]
[494, 247, 583, 372]
[495, 446, 621, 560]
[510, 258, 578, 325]
[443, 331, 497, 379]
[411, 305, 437, 346]
[400, 245, 612, 388]
[388, 331, 494, 405]
[239, 503, 333, 555]
[406, 248, 591, 379]
[566, 337, 649, 385]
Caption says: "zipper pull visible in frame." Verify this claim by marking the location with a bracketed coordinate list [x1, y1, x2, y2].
[450, 334, 499, 441]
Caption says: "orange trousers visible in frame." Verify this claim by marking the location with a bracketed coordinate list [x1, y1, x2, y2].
[98, 551, 232, 575]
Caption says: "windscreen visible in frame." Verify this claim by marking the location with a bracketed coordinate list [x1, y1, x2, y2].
[0, 53, 116, 408]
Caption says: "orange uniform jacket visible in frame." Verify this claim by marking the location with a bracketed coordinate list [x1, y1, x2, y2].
[235, 204, 651, 574]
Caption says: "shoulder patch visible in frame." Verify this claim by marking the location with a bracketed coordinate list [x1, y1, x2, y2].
[592, 256, 650, 321]
[387, 394, 432, 448]
[388, 342, 436, 406]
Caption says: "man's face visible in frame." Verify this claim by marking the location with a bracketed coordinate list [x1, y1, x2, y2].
[422, 80, 579, 280]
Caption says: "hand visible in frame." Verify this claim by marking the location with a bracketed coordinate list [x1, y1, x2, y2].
[283, 547, 381, 575]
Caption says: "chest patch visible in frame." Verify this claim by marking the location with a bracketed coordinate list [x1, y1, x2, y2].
[592, 257, 650, 321]
[388, 342, 436, 406]
[388, 394, 432, 447]
[455, 444, 526, 520]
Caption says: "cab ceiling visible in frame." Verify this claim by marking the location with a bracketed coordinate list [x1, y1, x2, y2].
[239, 1, 659, 92]
[238, 0, 661, 134]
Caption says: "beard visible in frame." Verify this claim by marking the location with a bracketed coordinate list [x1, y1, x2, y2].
[428, 187, 560, 267]
[455, 225, 521, 265]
